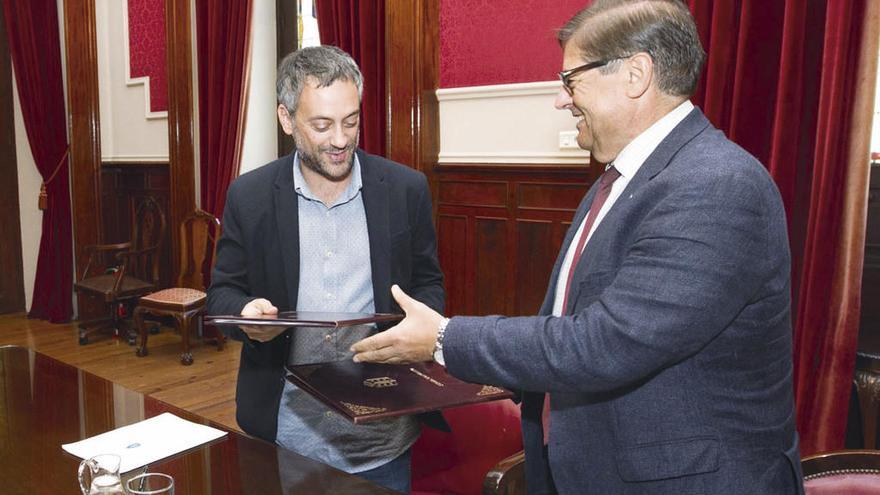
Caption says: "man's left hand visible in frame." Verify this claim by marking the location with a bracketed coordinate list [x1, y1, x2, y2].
[350, 285, 443, 364]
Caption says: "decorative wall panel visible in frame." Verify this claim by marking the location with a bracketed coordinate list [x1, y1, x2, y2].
[439, 0, 585, 88]
[126, 0, 168, 114]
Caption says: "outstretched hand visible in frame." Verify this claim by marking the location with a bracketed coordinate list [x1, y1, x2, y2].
[350, 285, 444, 364]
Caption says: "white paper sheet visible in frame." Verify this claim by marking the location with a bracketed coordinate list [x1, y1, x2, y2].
[62, 412, 228, 473]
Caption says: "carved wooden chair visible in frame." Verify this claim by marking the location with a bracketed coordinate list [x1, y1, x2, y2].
[134, 209, 224, 365]
[74, 196, 166, 344]
[802, 449, 880, 493]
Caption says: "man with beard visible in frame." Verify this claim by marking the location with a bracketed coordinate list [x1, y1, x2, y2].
[207, 46, 445, 493]
[351, 0, 803, 493]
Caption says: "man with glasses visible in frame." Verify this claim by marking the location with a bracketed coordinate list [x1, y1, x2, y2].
[352, 0, 803, 493]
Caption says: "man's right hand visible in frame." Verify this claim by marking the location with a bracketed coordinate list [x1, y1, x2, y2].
[240, 298, 286, 342]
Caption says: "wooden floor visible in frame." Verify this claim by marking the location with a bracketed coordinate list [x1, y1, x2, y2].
[0, 312, 243, 433]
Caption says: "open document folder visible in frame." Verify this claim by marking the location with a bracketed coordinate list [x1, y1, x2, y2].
[62, 413, 227, 473]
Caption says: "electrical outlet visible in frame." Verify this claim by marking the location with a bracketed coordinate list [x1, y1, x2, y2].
[559, 130, 580, 150]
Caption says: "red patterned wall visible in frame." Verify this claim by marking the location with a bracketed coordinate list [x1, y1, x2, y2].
[127, 0, 167, 113]
[439, 0, 588, 88]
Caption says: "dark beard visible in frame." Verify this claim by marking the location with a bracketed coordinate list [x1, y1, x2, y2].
[298, 146, 354, 182]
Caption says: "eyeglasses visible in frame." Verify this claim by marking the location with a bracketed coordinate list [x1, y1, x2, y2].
[558, 58, 616, 95]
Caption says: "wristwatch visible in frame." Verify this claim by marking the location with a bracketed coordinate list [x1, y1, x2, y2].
[432, 317, 450, 366]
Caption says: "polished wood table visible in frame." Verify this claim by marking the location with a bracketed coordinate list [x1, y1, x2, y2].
[0, 345, 393, 494]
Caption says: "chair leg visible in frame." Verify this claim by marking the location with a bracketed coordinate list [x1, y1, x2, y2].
[178, 314, 194, 366]
[134, 307, 149, 357]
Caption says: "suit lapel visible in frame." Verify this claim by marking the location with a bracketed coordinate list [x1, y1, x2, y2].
[560, 108, 712, 313]
[273, 155, 301, 310]
[359, 151, 392, 313]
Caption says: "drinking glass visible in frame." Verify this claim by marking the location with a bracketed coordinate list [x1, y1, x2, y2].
[126, 473, 175, 494]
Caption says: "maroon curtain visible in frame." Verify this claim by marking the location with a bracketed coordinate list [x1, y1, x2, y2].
[3, 0, 72, 323]
[688, 0, 870, 455]
[196, 0, 253, 219]
[315, 0, 386, 156]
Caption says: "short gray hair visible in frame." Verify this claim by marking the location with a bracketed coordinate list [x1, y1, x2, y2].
[276, 46, 364, 115]
[557, 0, 705, 97]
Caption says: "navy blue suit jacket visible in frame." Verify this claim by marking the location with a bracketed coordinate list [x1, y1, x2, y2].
[207, 150, 445, 442]
[444, 109, 804, 494]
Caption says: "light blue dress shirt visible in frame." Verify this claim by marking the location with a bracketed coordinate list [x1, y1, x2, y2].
[275, 153, 419, 473]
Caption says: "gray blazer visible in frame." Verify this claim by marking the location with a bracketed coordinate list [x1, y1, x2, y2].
[445, 109, 804, 494]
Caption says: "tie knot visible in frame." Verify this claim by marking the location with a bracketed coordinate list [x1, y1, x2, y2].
[600, 166, 621, 188]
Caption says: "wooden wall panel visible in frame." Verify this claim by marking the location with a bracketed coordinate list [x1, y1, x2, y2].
[0, 5, 25, 314]
[475, 217, 509, 315]
[165, 0, 197, 283]
[438, 215, 468, 314]
[437, 164, 595, 317]
[64, 0, 104, 318]
[516, 220, 561, 315]
[386, 0, 439, 175]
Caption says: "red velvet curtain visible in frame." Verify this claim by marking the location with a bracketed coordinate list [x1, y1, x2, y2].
[315, 0, 387, 156]
[3, 0, 72, 323]
[196, 0, 253, 219]
[688, 0, 873, 455]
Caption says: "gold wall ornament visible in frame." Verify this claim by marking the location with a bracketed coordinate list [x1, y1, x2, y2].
[363, 377, 398, 388]
[341, 402, 387, 415]
[477, 385, 505, 396]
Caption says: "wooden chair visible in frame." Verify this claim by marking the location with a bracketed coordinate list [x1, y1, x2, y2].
[134, 209, 224, 365]
[483, 450, 526, 495]
[802, 449, 880, 493]
[74, 196, 166, 345]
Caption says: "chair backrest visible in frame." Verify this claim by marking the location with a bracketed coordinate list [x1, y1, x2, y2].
[128, 196, 167, 284]
[802, 449, 880, 494]
[177, 209, 221, 290]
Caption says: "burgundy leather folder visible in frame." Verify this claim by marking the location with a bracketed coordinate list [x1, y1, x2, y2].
[286, 360, 514, 423]
[204, 311, 403, 328]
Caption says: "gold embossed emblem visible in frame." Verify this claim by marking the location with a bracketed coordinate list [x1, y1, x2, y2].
[477, 385, 505, 396]
[363, 377, 398, 388]
[341, 401, 387, 415]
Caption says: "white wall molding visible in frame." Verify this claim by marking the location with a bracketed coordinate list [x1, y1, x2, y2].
[101, 154, 170, 163]
[438, 81, 590, 165]
[437, 80, 561, 101]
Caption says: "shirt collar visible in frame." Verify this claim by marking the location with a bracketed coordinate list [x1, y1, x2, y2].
[611, 100, 694, 179]
[292, 151, 363, 206]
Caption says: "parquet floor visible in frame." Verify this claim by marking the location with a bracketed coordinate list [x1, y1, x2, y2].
[0, 312, 243, 433]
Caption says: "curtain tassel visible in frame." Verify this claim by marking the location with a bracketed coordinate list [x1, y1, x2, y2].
[39, 146, 70, 211]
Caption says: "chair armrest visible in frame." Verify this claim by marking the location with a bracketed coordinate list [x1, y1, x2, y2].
[80, 242, 133, 279]
[482, 450, 526, 495]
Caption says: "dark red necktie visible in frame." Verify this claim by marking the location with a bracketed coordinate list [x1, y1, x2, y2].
[544, 166, 621, 444]
[559, 166, 621, 313]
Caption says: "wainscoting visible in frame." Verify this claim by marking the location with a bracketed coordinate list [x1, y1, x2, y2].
[434, 163, 599, 317]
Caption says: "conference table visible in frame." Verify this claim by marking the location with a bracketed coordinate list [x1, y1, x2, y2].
[0, 345, 393, 494]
